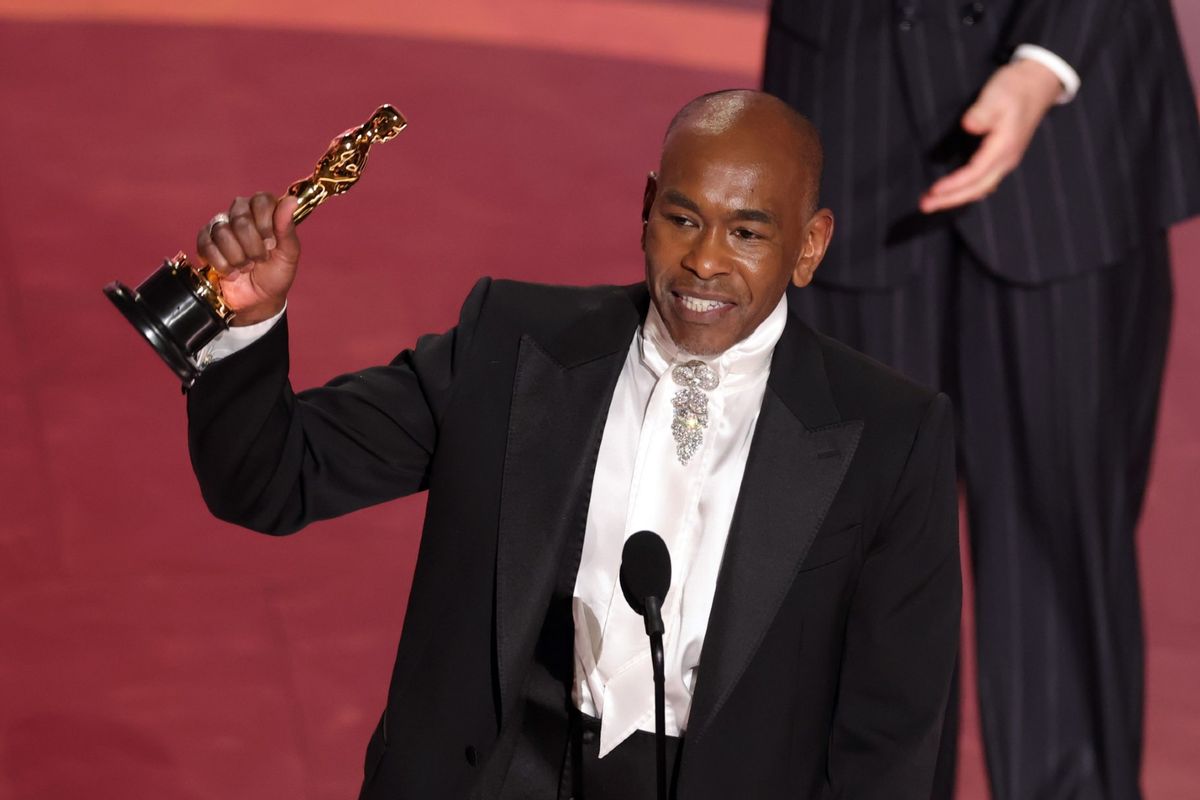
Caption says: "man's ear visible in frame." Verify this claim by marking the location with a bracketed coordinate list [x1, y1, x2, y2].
[791, 208, 835, 287]
[641, 171, 658, 249]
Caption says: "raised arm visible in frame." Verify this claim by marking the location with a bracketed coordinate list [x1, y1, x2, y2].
[185, 191, 489, 534]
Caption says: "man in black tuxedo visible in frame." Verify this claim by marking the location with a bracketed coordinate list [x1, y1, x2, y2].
[764, 2, 1200, 798]
[186, 90, 960, 798]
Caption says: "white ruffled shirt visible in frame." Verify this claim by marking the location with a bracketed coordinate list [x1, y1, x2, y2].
[572, 294, 787, 757]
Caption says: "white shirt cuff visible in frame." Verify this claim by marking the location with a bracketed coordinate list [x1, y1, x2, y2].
[1012, 44, 1081, 105]
[196, 304, 286, 370]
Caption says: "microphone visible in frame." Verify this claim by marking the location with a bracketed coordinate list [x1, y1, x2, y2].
[619, 530, 672, 800]
[620, 529, 672, 634]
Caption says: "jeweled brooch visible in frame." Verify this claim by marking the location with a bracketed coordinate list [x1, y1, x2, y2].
[670, 360, 719, 464]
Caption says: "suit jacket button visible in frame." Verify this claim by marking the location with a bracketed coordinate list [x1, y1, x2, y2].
[465, 745, 479, 766]
[898, 4, 918, 31]
[581, 729, 596, 744]
[961, 2, 985, 25]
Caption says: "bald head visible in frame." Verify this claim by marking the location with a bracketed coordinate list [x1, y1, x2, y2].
[663, 89, 823, 213]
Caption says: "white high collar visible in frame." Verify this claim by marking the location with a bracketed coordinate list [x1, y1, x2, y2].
[638, 293, 788, 390]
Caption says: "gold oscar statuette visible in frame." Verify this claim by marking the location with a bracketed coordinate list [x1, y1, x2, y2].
[104, 104, 407, 386]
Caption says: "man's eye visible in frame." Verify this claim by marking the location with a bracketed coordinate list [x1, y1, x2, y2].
[734, 228, 762, 240]
[668, 215, 696, 227]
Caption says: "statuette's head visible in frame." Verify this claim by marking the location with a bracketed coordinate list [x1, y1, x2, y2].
[370, 105, 408, 141]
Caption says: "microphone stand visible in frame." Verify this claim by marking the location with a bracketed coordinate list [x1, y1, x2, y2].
[620, 530, 672, 800]
[644, 595, 667, 800]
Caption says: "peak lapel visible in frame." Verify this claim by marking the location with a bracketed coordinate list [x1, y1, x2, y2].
[494, 285, 646, 719]
[683, 316, 863, 747]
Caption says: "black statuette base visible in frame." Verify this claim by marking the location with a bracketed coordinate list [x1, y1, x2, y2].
[103, 259, 229, 387]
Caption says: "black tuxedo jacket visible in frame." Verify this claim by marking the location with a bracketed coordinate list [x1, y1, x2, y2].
[187, 279, 960, 798]
[765, 0, 1200, 288]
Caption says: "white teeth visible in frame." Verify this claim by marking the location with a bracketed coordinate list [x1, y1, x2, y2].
[680, 295, 726, 312]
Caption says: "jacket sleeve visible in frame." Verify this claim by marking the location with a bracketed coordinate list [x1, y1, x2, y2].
[826, 393, 961, 799]
[186, 277, 493, 535]
[1002, 0, 1130, 78]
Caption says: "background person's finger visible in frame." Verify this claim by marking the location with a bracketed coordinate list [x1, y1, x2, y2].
[921, 166, 1006, 212]
[961, 97, 1002, 136]
[925, 128, 1011, 198]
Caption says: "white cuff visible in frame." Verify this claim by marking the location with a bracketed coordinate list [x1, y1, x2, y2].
[196, 303, 286, 370]
[1012, 44, 1081, 105]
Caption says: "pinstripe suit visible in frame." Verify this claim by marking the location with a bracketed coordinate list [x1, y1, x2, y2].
[764, 1, 1200, 798]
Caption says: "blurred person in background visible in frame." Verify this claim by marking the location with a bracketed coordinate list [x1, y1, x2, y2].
[764, 1, 1200, 798]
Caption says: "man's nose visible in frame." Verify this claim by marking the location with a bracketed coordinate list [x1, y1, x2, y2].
[681, 229, 730, 278]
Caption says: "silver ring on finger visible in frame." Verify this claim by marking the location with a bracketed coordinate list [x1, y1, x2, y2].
[208, 212, 232, 235]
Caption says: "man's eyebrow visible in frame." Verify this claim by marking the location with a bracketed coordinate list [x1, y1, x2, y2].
[662, 189, 778, 226]
[661, 189, 702, 215]
[731, 208, 777, 226]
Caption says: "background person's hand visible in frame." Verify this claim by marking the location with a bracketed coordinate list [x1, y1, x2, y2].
[196, 192, 301, 325]
[920, 58, 1063, 214]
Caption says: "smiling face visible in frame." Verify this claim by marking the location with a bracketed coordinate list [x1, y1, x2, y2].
[643, 92, 833, 355]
